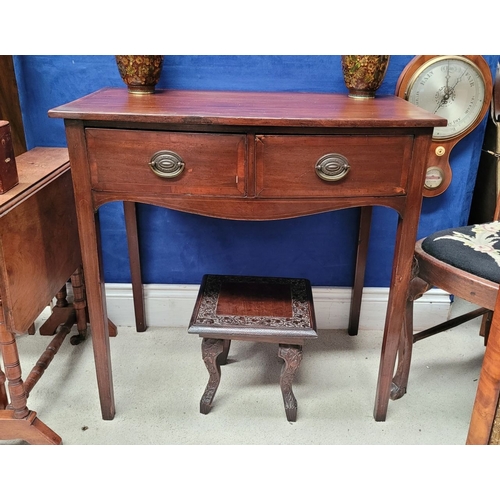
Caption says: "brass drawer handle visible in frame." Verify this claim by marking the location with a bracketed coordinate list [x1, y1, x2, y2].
[149, 150, 185, 178]
[315, 153, 350, 182]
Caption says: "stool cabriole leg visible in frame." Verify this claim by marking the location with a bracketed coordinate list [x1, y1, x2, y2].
[200, 338, 224, 414]
[278, 344, 303, 422]
[218, 339, 231, 365]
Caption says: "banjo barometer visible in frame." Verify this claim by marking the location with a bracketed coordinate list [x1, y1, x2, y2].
[396, 55, 492, 196]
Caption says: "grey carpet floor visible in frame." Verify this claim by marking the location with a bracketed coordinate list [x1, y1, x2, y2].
[1, 298, 485, 446]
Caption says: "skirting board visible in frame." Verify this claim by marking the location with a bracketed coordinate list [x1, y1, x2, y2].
[103, 284, 452, 331]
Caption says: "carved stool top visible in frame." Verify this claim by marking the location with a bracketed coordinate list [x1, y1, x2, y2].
[188, 274, 318, 342]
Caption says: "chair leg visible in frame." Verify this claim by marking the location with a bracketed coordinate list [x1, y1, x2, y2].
[278, 344, 303, 422]
[391, 273, 433, 400]
[391, 298, 414, 400]
[480, 311, 493, 346]
[200, 338, 224, 415]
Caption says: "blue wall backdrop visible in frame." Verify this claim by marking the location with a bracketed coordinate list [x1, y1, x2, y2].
[12, 55, 500, 287]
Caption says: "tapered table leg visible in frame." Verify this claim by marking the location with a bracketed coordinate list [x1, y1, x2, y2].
[124, 202, 146, 332]
[348, 206, 372, 336]
[66, 122, 115, 421]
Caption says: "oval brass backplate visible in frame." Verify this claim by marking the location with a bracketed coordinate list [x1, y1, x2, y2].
[149, 150, 185, 178]
[315, 153, 350, 182]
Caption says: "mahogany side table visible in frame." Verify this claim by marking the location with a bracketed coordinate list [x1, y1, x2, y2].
[49, 88, 445, 422]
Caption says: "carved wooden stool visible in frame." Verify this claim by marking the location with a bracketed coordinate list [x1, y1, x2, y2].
[188, 274, 317, 421]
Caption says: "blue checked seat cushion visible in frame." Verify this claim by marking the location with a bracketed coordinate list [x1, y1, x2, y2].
[421, 221, 500, 284]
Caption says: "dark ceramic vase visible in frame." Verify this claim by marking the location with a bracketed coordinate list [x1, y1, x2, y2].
[115, 55, 164, 94]
[341, 55, 390, 99]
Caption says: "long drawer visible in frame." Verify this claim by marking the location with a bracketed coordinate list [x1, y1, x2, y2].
[86, 128, 247, 197]
[255, 135, 414, 198]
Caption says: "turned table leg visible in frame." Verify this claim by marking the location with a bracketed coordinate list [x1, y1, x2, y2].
[69, 265, 88, 345]
[278, 344, 303, 422]
[200, 338, 224, 414]
[0, 364, 7, 409]
[0, 303, 28, 419]
[0, 301, 61, 444]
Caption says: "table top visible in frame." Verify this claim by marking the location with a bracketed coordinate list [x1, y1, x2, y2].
[0, 147, 69, 214]
[49, 88, 447, 129]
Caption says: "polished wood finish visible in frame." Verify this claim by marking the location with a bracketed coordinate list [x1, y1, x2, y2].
[0, 148, 85, 444]
[49, 88, 443, 126]
[49, 88, 445, 422]
[189, 275, 317, 421]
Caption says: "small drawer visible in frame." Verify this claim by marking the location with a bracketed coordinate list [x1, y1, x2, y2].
[255, 135, 414, 198]
[86, 129, 247, 197]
